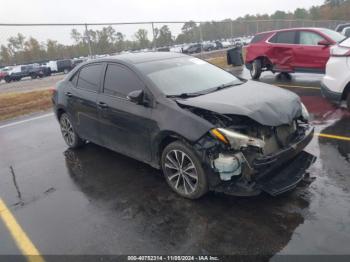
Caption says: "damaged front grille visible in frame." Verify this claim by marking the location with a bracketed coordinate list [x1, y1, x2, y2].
[247, 122, 298, 155]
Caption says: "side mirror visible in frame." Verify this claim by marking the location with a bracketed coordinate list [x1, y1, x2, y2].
[127, 90, 146, 105]
[318, 40, 331, 46]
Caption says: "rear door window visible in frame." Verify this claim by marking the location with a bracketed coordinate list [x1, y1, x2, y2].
[76, 64, 103, 92]
[251, 33, 269, 43]
[269, 31, 296, 44]
[103, 64, 144, 98]
[299, 31, 325, 45]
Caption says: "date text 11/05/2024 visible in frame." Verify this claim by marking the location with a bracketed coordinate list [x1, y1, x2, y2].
[127, 255, 220, 261]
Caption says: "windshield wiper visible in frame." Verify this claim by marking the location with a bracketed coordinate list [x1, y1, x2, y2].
[166, 92, 202, 98]
[211, 81, 242, 91]
[166, 81, 243, 98]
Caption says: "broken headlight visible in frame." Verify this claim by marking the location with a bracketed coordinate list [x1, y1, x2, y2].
[211, 128, 265, 150]
[301, 103, 310, 122]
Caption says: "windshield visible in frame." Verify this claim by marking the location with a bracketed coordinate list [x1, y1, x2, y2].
[136, 56, 241, 96]
[319, 28, 346, 42]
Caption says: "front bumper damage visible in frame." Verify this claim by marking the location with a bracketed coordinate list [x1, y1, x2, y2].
[215, 150, 316, 196]
[200, 126, 316, 196]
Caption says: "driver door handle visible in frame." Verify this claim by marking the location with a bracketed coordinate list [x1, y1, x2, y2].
[65, 92, 73, 97]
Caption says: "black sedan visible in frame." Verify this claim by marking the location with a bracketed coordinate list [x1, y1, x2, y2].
[52, 52, 315, 199]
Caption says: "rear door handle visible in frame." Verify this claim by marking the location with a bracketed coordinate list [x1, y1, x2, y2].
[65, 92, 73, 97]
[98, 102, 108, 109]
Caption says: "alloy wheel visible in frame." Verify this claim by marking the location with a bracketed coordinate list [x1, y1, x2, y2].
[164, 149, 198, 195]
[60, 115, 75, 146]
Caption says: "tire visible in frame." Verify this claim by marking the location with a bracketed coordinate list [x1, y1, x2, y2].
[250, 59, 262, 80]
[4, 76, 11, 83]
[161, 140, 209, 199]
[277, 72, 292, 81]
[59, 113, 85, 149]
[30, 74, 37, 79]
[346, 92, 350, 111]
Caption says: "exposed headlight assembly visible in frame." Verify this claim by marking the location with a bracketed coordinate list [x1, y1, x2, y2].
[301, 103, 310, 122]
[211, 128, 265, 150]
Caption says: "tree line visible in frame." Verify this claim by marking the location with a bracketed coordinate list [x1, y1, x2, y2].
[1, 0, 350, 67]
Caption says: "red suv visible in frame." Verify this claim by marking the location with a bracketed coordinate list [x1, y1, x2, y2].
[244, 28, 346, 79]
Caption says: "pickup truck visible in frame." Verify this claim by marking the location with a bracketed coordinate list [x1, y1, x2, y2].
[46, 59, 73, 74]
[4, 64, 49, 82]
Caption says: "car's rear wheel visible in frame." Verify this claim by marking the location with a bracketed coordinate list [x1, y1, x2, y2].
[59, 113, 84, 148]
[346, 92, 350, 111]
[161, 141, 208, 199]
[250, 59, 262, 80]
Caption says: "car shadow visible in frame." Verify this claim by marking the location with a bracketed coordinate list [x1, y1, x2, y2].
[64, 143, 311, 256]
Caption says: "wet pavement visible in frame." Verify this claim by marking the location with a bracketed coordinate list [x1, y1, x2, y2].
[0, 70, 349, 259]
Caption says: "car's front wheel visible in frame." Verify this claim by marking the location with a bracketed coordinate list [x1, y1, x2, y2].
[161, 141, 208, 199]
[59, 113, 84, 148]
[250, 59, 262, 80]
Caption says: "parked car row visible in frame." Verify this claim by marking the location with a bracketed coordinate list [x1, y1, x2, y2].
[164, 37, 253, 55]
[3, 64, 50, 82]
[0, 58, 85, 83]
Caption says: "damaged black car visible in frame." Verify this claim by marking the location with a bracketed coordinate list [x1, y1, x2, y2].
[52, 52, 316, 199]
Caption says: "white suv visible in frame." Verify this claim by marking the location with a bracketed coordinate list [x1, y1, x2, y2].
[321, 37, 350, 110]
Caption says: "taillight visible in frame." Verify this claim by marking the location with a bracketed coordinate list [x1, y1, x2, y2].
[330, 46, 350, 57]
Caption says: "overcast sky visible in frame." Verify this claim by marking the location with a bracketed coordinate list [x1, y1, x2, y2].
[0, 0, 324, 45]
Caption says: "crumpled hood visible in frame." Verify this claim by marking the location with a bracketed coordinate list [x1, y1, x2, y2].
[177, 80, 302, 126]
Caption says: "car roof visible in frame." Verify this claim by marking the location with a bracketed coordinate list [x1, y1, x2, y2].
[94, 52, 187, 65]
[255, 27, 329, 35]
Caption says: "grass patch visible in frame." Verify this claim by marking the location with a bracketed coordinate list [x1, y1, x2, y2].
[206, 56, 228, 68]
[0, 89, 52, 121]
